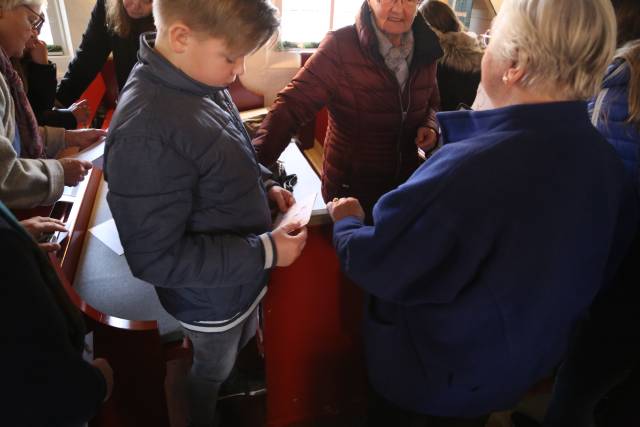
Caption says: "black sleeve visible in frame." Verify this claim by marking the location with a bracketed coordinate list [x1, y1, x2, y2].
[25, 60, 57, 119]
[56, 0, 112, 107]
[0, 230, 106, 426]
[40, 109, 79, 129]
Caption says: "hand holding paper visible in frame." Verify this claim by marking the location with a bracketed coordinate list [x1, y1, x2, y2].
[274, 193, 317, 228]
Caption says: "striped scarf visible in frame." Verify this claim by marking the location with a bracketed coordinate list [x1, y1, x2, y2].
[0, 47, 44, 158]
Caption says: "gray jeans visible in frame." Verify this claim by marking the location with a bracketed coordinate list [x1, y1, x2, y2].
[181, 309, 258, 427]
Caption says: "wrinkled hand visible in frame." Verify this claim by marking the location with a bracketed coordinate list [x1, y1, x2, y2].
[20, 216, 67, 252]
[268, 186, 295, 213]
[271, 221, 307, 267]
[25, 36, 48, 64]
[65, 128, 106, 150]
[415, 127, 438, 152]
[69, 99, 91, 128]
[327, 197, 365, 223]
[59, 158, 93, 186]
[92, 358, 114, 402]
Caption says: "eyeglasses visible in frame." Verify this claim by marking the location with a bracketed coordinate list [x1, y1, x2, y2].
[379, 0, 421, 8]
[479, 29, 491, 49]
[22, 5, 46, 34]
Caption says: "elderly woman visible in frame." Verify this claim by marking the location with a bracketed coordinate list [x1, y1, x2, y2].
[327, 0, 635, 425]
[56, 0, 154, 107]
[419, 0, 484, 111]
[253, 0, 442, 219]
[0, 0, 105, 209]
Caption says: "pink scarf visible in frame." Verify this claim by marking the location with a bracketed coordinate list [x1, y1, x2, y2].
[0, 47, 44, 158]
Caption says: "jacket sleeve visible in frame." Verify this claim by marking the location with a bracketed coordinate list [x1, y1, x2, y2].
[41, 125, 67, 159]
[424, 62, 441, 131]
[0, 92, 64, 209]
[40, 108, 78, 130]
[56, 0, 111, 107]
[1, 230, 106, 425]
[105, 134, 272, 288]
[25, 61, 58, 121]
[252, 32, 343, 167]
[332, 154, 495, 305]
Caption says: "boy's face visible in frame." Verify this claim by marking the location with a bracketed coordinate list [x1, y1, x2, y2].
[182, 35, 247, 87]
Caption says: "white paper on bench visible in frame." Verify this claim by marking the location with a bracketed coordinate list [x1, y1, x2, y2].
[89, 218, 124, 255]
[69, 138, 106, 168]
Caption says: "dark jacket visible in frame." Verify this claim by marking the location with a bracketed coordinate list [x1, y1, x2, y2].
[253, 2, 442, 216]
[105, 34, 275, 327]
[590, 57, 640, 195]
[435, 30, 483, 111]
[14, 58, 77, 129]
[333, 101, 637, 416]
[56, 0, 154, 107]
[0, 202, 106, 426]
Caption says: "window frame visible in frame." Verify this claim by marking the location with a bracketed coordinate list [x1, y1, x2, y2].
[277, 0, 361, 51]
[42, 0, 74, 76]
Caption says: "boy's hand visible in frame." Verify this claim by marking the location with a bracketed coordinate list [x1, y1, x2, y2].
[268, 186, 295, 213]
[327, 197, 365, 223]
[65, 128, 107, 150]
[271, 222, 307, 267]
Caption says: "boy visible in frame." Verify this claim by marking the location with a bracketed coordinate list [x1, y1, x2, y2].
[104, 1, 307, 425]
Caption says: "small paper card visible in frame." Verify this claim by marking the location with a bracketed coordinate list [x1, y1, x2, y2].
[274, 192, 317, 229]
[89, 218, 124, 255]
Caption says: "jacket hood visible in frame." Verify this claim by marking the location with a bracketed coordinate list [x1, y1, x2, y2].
[602, 58, 630, 90]
[436, 30, 484, 73]
[355, 2, 443, 67]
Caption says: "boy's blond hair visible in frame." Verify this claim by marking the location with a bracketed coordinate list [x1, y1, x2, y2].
[153, 0, 279, 54]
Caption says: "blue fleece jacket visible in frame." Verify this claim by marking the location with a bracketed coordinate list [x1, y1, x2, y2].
[333, 101, 637, 416]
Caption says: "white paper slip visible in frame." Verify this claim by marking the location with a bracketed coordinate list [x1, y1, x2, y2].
[89, 218, 124, 255]
[71, 138, 106, 168]
[274, 192, 317, 228]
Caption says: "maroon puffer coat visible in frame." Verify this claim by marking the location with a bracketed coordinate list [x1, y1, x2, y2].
[253, 3, 442, 216]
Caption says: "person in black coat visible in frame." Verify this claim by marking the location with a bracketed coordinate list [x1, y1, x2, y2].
[0, 202, 113, 426]
[419, 0, 484, 111]
[56, 0, 154, 107]
[13, 35, 89, 129]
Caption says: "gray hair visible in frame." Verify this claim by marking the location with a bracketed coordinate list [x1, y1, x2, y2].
[491, 0, 617, 100]
[0, 0, 47, 10]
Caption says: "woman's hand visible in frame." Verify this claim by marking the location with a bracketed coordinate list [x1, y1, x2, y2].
[68, 99, 91, 128]
[25, 37, 48, 65]
[415, 127, 438, 152]
[59, 158, 93, 186]
[20, 216, 67, 252]
[65, 128, 107, 150]
[268, 186, 295, 213]
[327, 197, 365, 223]
[271, 221, 307, 267]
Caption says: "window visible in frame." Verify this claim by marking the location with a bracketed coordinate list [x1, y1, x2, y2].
[280, 0, 363, 48]
[40, 0, 73, 57]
